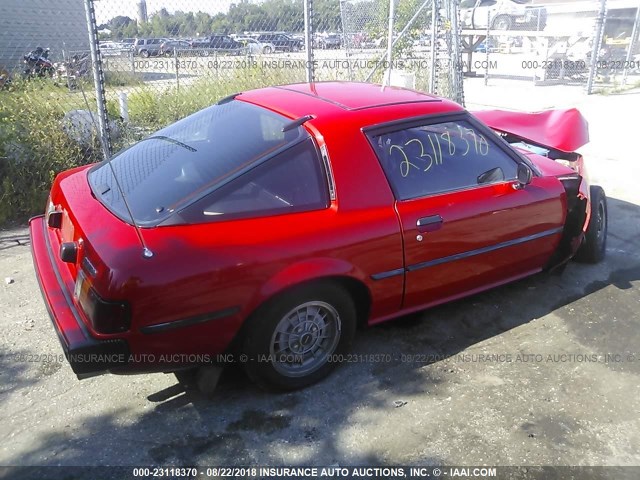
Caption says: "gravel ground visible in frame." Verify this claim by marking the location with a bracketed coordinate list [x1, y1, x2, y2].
[0, 81, 639, 478]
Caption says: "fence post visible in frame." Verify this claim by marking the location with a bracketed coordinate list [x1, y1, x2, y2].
[622, 1, 640, 86]
[118, 92, 129, 123]
[450, 0, 464, 105]
[304, 0, 315, 82]
[83, 0, 112, 159]
[484, 9, 490, 86]
[429, 0, 438, 93]
[383, 0, 396, 87]
[174, 47, 180, 90]
[586, 0, 607, 94]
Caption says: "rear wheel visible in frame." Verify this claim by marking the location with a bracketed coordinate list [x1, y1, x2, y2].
[575, 185, 607, 263]
[263, 45, 273, 54]
[242, 283, 356, 391]
[140, 49, 150, 58]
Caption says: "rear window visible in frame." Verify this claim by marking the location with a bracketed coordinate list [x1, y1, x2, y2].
[88, 100, 306, 226]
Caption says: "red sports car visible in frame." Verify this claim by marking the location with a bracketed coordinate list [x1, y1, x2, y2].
[30, 82, 607, 391]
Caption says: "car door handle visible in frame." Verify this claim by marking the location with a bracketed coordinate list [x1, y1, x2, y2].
[416, 215, 443, 233]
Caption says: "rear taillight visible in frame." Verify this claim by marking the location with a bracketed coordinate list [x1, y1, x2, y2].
[74, 271, 131, 334]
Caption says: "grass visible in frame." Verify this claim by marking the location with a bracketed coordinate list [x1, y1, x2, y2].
[0, 78, 103, 224]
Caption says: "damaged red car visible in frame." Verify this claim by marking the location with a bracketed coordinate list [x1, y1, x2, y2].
[30, 82, 607, 391]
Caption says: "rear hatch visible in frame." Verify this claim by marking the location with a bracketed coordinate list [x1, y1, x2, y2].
[47, 165, 140, 336]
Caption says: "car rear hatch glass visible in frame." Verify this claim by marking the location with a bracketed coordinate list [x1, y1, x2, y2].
[88, 100, 305, 226]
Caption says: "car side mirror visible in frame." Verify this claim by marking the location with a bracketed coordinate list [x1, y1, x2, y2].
[516, 163, 533, 188]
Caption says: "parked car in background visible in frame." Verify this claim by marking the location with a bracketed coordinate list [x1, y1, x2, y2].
[348, 32, 378, 49]
[290, 33, 306, 47]
[314, 33, 342, 49]
[134, 38, 168, 57]
[159, 39, 192, 57]
[235, 37, 275, 54]
[31, 82, 606, 393]
[190, 35, 245, 55]
[99, 41, 127, 57]
[460, 0, 547, 31]
[253, 33, 302, 52]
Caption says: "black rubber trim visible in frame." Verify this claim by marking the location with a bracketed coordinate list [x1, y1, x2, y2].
[371, 268, 405, 281]
[406, 227, 563, 272]
[370, 227, 563, 279]
[140, 306, 241, 334]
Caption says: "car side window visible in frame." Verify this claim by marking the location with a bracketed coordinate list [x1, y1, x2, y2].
[368, 119, 519, 200]
[186, 138, 329, 222]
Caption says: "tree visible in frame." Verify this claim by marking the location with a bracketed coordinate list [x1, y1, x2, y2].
[102, 0, 347, 40]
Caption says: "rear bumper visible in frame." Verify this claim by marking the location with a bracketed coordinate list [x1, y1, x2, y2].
[29, 215, 129, 377]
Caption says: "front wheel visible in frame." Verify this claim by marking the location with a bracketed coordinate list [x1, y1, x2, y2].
[492, 15, 513, 31]
[575, 185, 607, 263]
[242, 283, 356, 391]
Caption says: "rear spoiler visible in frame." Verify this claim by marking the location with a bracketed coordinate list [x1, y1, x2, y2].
[473, 108, 589, 154]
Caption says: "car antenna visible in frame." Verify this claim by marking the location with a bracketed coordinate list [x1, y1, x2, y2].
[78, 83, 154, 259]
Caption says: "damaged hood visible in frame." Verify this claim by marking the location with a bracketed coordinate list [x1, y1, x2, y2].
[473, 108, 589, 153]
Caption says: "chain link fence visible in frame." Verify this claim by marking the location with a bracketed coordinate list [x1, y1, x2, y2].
[1, 0, 640, 224]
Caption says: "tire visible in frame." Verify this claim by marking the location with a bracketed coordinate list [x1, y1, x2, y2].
[575, 185, 607, 263]
[242, 282, 356, 391]
[492, 15, 512, 31]
[140, 49, 150, 58]
[263, 45, 273, 54]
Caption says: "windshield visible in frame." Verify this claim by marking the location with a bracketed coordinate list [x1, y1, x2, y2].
[89, 100, 305, 226]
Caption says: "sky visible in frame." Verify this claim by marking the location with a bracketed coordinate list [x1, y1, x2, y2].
[94, 0, 236, 24]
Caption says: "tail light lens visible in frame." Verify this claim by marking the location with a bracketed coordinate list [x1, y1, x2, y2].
[74, 271, 131, 334]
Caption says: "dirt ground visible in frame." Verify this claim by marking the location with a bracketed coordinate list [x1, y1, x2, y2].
[1, 79, 639, 478]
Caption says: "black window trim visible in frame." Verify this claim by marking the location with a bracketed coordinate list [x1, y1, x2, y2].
[170, 136, 331, 225]
[363, 111, 540, 201]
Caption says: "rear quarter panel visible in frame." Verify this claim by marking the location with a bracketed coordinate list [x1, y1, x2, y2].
[102, 119, 406, 357]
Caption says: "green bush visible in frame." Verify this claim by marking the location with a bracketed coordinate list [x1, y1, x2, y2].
[0, 79, 102, 225]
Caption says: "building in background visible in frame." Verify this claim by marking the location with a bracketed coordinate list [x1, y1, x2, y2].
[0, 0, 88, 71]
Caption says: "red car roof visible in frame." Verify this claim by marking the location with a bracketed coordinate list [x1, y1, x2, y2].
[238, 81, 464, 124]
